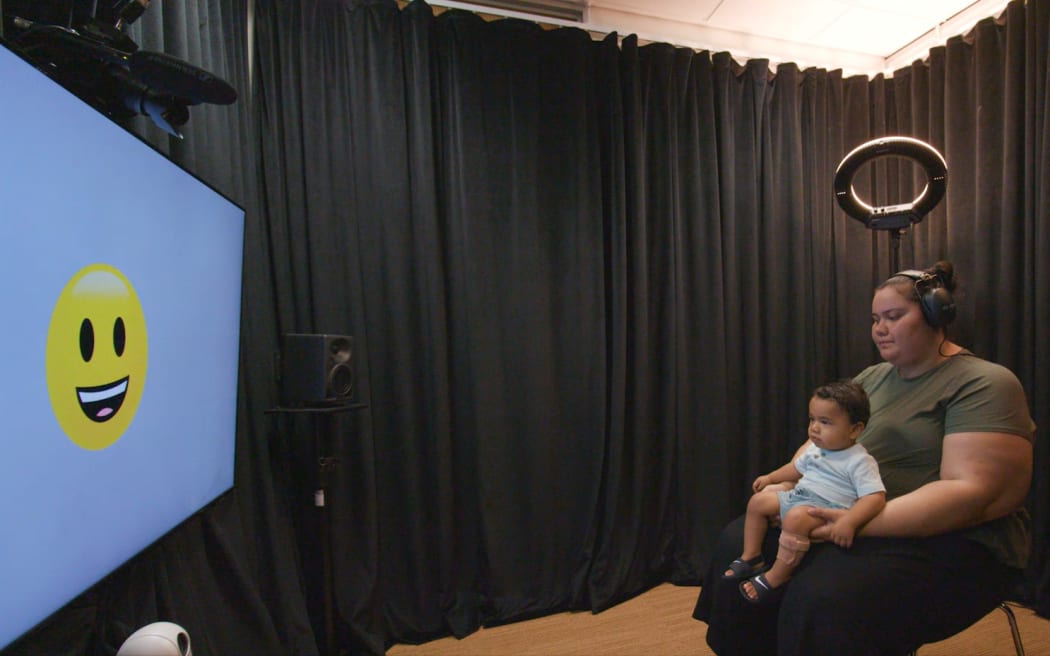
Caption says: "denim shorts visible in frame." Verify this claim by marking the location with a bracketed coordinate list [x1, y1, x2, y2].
[776, 486, 847, 519]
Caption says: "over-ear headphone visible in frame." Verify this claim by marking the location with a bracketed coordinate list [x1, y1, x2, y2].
[895, 270, 956, 328]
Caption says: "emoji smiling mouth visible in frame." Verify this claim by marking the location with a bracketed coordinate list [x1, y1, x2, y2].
[76, 377, 129, 422]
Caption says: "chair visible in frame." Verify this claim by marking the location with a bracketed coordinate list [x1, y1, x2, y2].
[908, 602, 1025, 656]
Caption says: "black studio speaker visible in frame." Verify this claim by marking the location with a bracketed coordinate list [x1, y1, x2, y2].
[279, 333, 354, 406]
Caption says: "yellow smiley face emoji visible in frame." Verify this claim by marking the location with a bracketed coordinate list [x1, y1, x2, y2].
[45, 264, 148, 450]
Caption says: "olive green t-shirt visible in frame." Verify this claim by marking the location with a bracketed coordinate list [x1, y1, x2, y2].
[853, 351, 1036, 568]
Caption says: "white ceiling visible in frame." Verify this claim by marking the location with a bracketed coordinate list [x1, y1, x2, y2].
[431, 0, 1012, 76]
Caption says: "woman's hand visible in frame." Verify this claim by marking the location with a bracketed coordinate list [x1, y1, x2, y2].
[810, 490, 887, 545]
[807, 507, 847, 542]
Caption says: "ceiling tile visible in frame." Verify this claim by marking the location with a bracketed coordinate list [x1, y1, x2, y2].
[705, 0, 850, 42]
[588, 0, 723, 25]
[847, 0, 980, 22]
[811, 6, 937, 56]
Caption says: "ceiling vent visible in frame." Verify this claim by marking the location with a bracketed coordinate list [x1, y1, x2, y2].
[454, 0, 585, 22]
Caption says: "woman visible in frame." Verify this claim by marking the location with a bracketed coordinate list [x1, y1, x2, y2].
[692, 262, 1035, 656]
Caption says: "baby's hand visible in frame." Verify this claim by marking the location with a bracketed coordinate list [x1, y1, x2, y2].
[752, 475, 772, 493]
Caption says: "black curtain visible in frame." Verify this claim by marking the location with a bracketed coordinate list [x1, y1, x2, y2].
[5, 0, 1048, 655]
[250, 0, 1050, 650]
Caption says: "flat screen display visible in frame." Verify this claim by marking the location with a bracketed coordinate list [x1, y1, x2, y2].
[0, 37, 245, 649]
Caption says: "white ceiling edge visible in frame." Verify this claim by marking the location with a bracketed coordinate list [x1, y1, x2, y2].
[586, 5, 884, 76]
[423, 0, 1012, 78]
[882, 0, 1011, 73]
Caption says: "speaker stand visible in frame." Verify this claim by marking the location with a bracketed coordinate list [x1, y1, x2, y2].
[266, 402, 367, 656]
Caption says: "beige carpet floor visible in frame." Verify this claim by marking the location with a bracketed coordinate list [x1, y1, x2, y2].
[386, 583, 1050, 655]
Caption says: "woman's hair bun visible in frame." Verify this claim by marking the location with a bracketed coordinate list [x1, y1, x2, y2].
[928, 260, 956, 293]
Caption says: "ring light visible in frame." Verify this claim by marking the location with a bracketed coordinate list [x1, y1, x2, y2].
[833, 136, 946, 230]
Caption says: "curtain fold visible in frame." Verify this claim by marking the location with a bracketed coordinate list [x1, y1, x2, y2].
[1020, 0, 1050, 615]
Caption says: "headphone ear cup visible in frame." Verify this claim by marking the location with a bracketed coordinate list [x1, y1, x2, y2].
[921, 286, 956, 327]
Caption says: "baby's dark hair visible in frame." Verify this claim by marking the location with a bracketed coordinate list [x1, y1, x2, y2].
[813, 379, 870, 426]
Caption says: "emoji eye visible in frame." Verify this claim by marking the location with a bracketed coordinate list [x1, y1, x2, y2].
[79, 318, 94, 362]
[113, 317, 126, 357]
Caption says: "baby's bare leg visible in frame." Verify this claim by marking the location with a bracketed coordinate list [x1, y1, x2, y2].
[755, 505, 825, 589]
[724, 490, 781, 578]
[740, 491, 780, 560]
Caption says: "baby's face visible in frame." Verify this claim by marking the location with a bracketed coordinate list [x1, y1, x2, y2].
[807, 396, 861, 451]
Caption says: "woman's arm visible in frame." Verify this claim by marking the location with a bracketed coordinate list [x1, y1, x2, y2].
[811, 431, 1032, 538]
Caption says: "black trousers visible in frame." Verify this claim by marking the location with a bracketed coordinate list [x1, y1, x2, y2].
[692, 514, 1020, 656]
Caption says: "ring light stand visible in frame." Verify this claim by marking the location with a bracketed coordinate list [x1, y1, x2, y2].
[833, 136, 946, 272]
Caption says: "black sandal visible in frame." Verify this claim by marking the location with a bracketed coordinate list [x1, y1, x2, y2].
[722, 555, 765, 580]
[739, 574, 785, 605]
